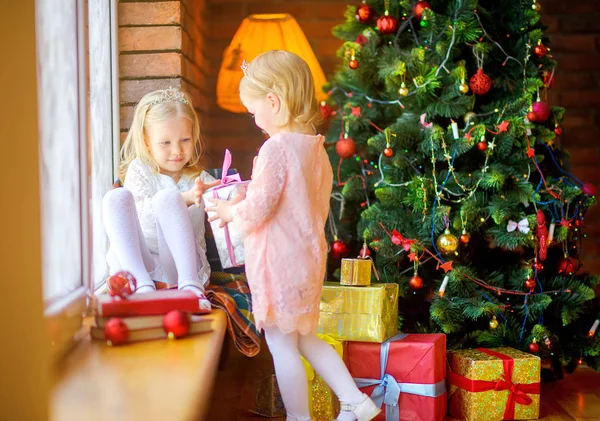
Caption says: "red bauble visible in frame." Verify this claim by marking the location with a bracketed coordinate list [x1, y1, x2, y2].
[383, 147, 394, 158]
[477, 141, 488, 151]
[331, 239, 350, 259]
[355, 34, 369, 45]
[414, 1, 431, 18]
[534, 44, 548, 57]
[581, 182, 598, 197]
[409, 275, 424, 290]
[542, 70, 554, 89]
[349, 59, 359, 70]
[104, 318, 129, 346]
[554, 126, 563, 136]
[529, 342, 540, 353]
[320, 102, 333, 119]
[558, 256, 578, 275]
[336, 137, 357, 158]
[459, 233, 470, 244]
[359, 244, 371, 258]
[107, 270, 137, 299]
[525, 278, 536, 290]
[377, 15, 398, 35]
[163, 310, 191, 339]
[532, 101, 551, 122]
[355, 4, 374, 23]
[526, 111, 538, 122]
[469, 69, 492, 95]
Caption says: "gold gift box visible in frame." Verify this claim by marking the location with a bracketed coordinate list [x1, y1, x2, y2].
[318, 282, 399, 343]
[340, 258, 372, 286]
[448, 347, 541, 421]
[302, 334, 342, 421]
[253, 373, 286, 417]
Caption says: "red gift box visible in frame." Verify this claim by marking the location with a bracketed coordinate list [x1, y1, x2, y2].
[346, 333, 447, 421]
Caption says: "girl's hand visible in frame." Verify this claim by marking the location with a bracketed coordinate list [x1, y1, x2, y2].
[194, 177, 221, 208]
[205, 195, 244, 228]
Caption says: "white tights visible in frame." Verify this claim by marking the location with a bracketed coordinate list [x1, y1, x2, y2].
[264, 325, 365, 421]
[102, 188, 203, 292]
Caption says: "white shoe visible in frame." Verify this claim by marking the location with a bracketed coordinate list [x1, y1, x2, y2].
[336, 394, 381, 421]
[135, 284, 156, 294]
[180, 283, 212, 312]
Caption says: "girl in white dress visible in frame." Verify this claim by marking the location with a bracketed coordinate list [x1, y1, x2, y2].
[102, 88, 219, 309]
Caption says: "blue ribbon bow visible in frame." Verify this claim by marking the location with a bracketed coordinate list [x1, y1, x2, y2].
[353, 333, 446, 420]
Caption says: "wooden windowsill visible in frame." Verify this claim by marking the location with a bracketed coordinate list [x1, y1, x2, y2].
[50, 309, 227, 421]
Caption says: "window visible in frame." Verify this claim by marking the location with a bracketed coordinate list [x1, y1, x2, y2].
[37, 0, 88, 304]
[36, 0, 119, 357]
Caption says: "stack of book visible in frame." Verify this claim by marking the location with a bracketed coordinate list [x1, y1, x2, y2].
[92, 289, 212, 345]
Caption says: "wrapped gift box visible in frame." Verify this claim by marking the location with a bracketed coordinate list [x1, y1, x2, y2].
[318, 282, 398, 343]
[447, 347, 541, 421]
[203, 149, 248, 268]
[252, 373, 286, 417]
[340, 258, 372, 286]
[252, 335, 340, 420]
[347, 333, 447, 421]
[302, 334, 342, 421]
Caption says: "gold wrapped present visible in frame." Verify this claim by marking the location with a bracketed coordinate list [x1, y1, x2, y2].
[340, 258, 372, 286]
[253, 373, 285, 417]
[253, 335, 339, 419]
[302, 334, 342, 421]
[318, 282, 399, 343]
[447, 347, 541, 421]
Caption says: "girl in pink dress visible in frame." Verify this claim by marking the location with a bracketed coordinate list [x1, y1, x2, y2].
[206, 50, 380, 421]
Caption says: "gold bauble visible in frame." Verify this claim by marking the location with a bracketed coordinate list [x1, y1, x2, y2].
[398, 82, 409, 97]
[532, 2, 541, 12]
[458, 82, 469, 94]
[489, 315, 499, 329]
[436, 229, 459, 255]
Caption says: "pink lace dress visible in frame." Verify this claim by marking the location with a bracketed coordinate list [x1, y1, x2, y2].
[231, 132, 333, 334]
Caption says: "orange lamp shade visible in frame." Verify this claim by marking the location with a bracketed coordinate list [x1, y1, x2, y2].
[216, 14, 327, 113]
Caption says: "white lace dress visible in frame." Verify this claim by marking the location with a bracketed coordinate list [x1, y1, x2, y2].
[106, 158, 215, 286]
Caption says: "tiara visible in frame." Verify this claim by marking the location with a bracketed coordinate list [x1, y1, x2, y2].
[149, 87, 189, 107]
[241, 59, 250, 76]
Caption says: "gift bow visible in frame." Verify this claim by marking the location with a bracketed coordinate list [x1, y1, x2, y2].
[448, 348, 540, 420]
[507, 218, 530, 234]
[353, 333, 447, 421]
[221, 149, 242, 184]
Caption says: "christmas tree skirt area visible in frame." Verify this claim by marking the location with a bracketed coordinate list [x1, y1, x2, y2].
[209, 356, 600, 421]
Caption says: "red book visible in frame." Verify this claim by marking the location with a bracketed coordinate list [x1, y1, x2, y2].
[346, 333, 447, 421]
[95, 289, 211, 317]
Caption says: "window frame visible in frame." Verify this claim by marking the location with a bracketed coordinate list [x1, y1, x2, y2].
[38, 0, 120, 361]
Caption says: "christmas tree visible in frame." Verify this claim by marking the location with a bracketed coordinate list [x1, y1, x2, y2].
[323, 0, 600, 373]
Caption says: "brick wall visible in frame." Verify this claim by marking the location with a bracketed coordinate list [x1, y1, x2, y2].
[203, 0, 348, 176]
[118, 0, 210, 144]
[543, 0, 600, 273]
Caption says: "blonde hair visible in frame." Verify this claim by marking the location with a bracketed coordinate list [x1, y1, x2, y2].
[118, 88, 204, 181]
[239, 50, 322, 131]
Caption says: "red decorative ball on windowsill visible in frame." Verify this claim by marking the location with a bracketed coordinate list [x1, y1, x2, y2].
[107, 271, 137, 299]
[163, 310, 191, 339]
[104, 318, 129, 346]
